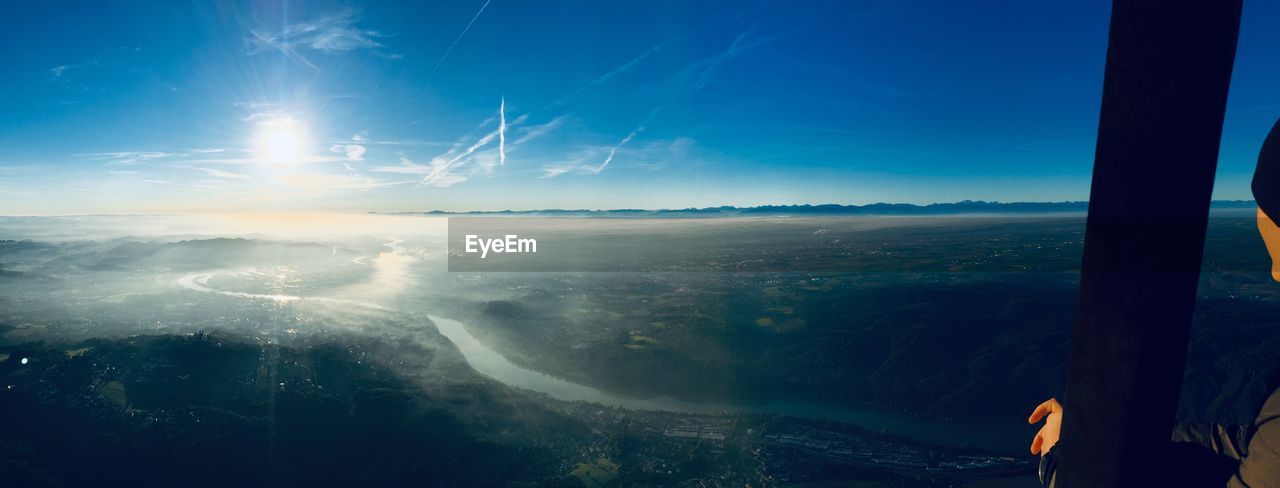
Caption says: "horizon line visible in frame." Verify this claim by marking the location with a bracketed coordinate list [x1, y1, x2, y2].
[0, 199, 1258, 218]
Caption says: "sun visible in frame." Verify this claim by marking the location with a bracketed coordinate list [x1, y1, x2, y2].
[256, 119, 308, 165]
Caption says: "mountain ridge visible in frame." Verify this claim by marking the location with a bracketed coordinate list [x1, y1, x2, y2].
[378, 200, 1257, 217]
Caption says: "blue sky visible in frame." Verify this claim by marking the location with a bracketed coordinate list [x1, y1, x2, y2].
[1, 0, 1278, 214]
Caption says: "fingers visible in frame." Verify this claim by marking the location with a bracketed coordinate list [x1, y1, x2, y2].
[1027, 398, 1061, 424]
[1029, 398, 1062, 455]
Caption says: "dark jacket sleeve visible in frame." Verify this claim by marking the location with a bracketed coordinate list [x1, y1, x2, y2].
[1253, 119, 1280, 224]
[1228, 386, 1280, 487]
[1171, 421, 1250, 461]
[1038, 445, 1059, 488]
[1039, 422, 1248, 488]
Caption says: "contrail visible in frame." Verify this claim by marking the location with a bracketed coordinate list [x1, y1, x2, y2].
[597, 149, 618, 174]
[433, 0, 493, 73]
[596, 128, 640, 174]
[596, 107, 659, 173]
[420, 108, 526, 186]
[549, 44, 662, 108]
[498, 97, 506, 165]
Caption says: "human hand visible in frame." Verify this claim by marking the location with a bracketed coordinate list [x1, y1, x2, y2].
[1258, 208, 1280, 282]
[1028, 397, 1063, 456]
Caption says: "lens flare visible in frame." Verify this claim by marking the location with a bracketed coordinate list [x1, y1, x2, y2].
[256, 119, 307, 165]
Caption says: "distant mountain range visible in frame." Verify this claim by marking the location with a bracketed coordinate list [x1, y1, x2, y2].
[381, 200, 1258, 217]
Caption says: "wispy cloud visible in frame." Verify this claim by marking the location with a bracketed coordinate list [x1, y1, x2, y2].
[330, 135, 368, 161]
[47, 60, 100, 80]
[372, 155, 436, 175]
[300, 161, 412, 193]
[407, 155, 470, 188]
[80, 151, 178, 165]
[593, 107, 659, 175]
[538, 149, 599, 178]
[433, 0, 493, 73]
[540, 147, 612, 178]
[674, 30, 777, 92]
[335, 144, 367, 161]
[590, 45, 663, 88]
[534, 105, 660, 179]
[80, 148, 228, 166]
[232, 101, 294, 123]
[701, 32, 767, 90]
[280, 173, 413, 194]
[513, 115, 566, 145]
[374, 153, 495, 189]
[195, 167, 251, 179]
[551, 44, 663, 107]
[536, 32, 770, 180]
[539, 164, 575, 179]
[247, 10, 393, 69]
[242, 111, 288, 122]
[450, 124, 500, 166]
[595, 125, 646, 174]
[541, 132, 693, 179]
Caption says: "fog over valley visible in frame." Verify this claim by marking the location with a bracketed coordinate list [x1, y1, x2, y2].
[3, 212, 1278, 486]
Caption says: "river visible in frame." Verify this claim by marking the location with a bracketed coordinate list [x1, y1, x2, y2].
[428, 314, 1029, 452]
[176, 241, 1030, 454]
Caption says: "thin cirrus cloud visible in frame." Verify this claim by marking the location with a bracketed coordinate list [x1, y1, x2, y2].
[513, 116, 566, 145]
[246, 10, 395, 69]
[47, 61, 101, 80]
[81, 149, 227, 166]
[280, 173, 412, 194]
[540, 146, 616, 179]
[45, 58, 120, 84]
[342, 145, 368, 161]
[592, 120, 649, 175]
[688, 31, 776, 91]
[373, 155, 467, 188]
[541, 135, 696, 179]
[195, 167, 251, 179]
[540, 107, 658, 178]
[549, 44, 663, 108]
[330, 135, 367, 161]
[371, 156, 436, 176]
[80, 151, 178, 165]
[534, 32, 767, 180]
